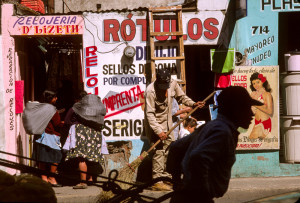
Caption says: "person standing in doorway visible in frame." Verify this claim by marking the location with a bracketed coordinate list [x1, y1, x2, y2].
[144, 68, 205, 191]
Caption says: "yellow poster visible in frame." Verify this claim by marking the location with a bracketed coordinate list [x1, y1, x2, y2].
[231, 66, 279, 150]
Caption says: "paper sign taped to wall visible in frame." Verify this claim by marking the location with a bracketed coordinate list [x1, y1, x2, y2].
[15, 80, 24, 114]
[231, 66, 279, 150]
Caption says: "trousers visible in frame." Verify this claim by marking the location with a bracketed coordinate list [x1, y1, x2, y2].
[152, 135, 172, 179]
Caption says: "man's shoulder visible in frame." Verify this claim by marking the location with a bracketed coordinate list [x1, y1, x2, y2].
[202, 118, 233, 132]
[169, 79, 178, 88]
[145, 82, 155, 93]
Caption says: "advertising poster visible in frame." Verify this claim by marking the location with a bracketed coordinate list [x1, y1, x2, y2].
[82, 11, 225, 141]
[231, 66, 279, 150]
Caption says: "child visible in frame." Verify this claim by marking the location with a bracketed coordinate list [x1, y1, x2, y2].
[178, 118, 197, 139]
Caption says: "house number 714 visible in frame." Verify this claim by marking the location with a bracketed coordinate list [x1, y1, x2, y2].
[251, 26, 270, 35]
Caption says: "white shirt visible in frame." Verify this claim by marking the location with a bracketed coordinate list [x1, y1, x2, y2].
[178, 128, 190, 139]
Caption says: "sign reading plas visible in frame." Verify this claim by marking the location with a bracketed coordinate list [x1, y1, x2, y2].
[9, 15, 84, 35]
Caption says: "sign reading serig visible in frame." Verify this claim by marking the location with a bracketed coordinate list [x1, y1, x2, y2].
[231, 66, 279, 150]
[83, 11, 225, 140]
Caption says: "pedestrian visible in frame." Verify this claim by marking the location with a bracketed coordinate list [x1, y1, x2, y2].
[167, 86, 263, 203]
[178, 117, 197, 139]
[248, 72, 273, 140]
[144, 68, 205, 191]
[64, 90, 88, 127]
[32, 90, 64, 187]
[64, 94, 107, 189]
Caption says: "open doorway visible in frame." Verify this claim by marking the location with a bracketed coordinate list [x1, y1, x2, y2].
[15, 35, 84, 119]
[278, 12, 300, 163]
[14, 35, 84, 169]
[279, 12, 300, 73]
[184, 45, 217, 122]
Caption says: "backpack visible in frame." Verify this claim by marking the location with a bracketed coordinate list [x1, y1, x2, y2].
[22, 102, 56, 135]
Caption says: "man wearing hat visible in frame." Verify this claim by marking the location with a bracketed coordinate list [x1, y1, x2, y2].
[167, 86, 263, 202]
[144, 68, 205, 191]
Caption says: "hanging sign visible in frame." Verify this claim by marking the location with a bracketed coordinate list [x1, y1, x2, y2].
[9, 15, 84, 35]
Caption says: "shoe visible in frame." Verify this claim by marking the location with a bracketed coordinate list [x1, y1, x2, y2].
[73, 183, 88, 189]
[87, 181, 94, 186]
[49, 183, 62, 187]
[164, 181, 173, 187]
[152, 182, 172, 191]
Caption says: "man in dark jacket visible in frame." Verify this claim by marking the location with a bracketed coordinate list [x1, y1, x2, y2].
[167, 86, 263, 203]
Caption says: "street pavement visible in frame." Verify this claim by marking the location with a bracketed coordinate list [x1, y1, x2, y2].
[53, 176, 300, 203]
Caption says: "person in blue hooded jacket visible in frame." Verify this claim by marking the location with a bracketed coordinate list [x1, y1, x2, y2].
[167, 86, 263, 203]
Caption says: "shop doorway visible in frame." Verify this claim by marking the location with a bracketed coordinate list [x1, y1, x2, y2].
[14, 35, 83, 164]
[278, 12, 300, 163]
[184, 45, 217, 122]
[279, 12, 300, 73]
[15, 35, 84, 118]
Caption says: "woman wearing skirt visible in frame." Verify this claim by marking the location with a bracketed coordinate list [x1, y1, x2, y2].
[64, 94, 107, 189]
[32, 90, 64, 187]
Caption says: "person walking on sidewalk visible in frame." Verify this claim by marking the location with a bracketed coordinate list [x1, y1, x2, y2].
[64, 94, 107, 189]
[32, 90, 64, 187]
[167, 86, 263, 203]
[144, 68, 205, 191]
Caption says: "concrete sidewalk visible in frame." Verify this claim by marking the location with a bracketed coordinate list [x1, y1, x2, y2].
[216, 176, 300, 203]
[53, 176, 300, 203]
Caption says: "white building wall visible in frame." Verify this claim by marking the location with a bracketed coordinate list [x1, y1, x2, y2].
[55, 0, 182, 12]
[197, 0, 229, 10]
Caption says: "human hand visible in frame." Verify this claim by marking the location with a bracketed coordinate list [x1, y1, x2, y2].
[193, 101, 205, 108]
[158, 132, 167, 140]
[58, 108, 66, 114]
[184, 107, 193, 113]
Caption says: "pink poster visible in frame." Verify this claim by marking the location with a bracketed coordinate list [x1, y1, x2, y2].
[15, 81, 24, 114]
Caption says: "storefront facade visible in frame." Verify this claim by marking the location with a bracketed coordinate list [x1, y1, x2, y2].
[1, 0, 300, 178]
[230, 0, 300, 177]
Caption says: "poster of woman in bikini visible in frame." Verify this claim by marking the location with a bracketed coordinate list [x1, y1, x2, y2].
[249, 72, 273, 139]
[231, 66, 279, 150]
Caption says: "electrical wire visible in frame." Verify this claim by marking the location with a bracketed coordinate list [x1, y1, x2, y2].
[0, 150, 174, 202]
[83, 15, 128, 54]
[0, 150, 134, 186]
[62, 0, 130, 54]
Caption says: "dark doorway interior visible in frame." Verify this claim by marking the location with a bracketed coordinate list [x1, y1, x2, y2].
[15, 35, 83, 104]
[184, 45, 217, 122]
[278, 12, 300, 163]
[279, 12, 300, 73]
